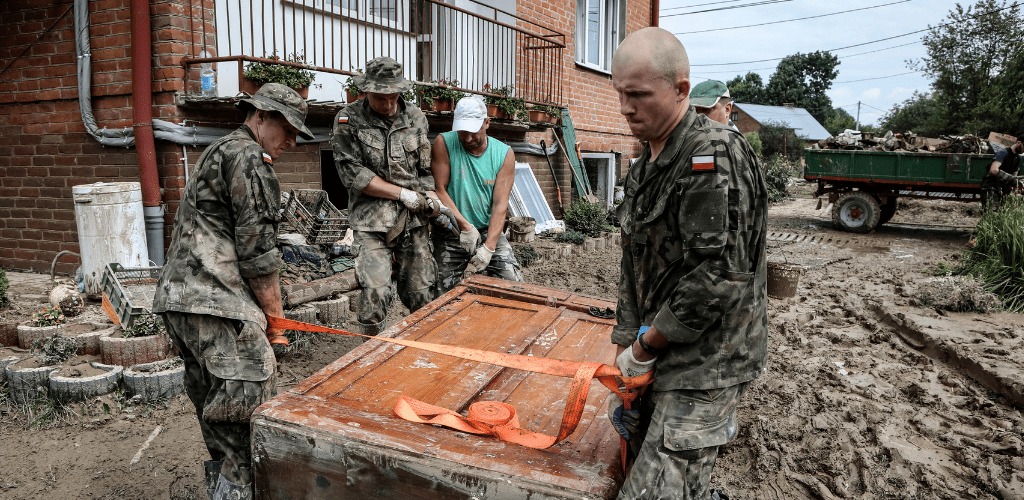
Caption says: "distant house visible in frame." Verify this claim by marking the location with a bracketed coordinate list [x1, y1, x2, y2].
[731, 103, 831, 141]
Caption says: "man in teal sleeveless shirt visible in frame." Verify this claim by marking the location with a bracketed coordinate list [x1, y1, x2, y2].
[430, 96, 523, 295]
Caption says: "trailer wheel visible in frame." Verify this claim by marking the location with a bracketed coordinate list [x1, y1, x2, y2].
[832, 192, 881, 233]
[878, 197, 898, 225]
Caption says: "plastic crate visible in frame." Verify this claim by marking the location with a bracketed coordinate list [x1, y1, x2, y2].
[101, 263, 162, 329]
[284, 189, 349, 244]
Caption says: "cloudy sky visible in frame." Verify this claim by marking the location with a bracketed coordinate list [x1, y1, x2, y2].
[659, 0, 968, 126]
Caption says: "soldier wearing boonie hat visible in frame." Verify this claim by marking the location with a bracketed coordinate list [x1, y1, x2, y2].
[690, 79, 739, 131]
[429, 96, 523, 296]
[331, 56, 439, 335]
[154, 81, 311, 500]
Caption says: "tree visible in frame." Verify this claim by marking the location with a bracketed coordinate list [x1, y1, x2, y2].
[757, 121, 804, 163]
[824, 107, 856, 136]
[726, 72, 765, 104]
[879, 91, 945, 137]
[763, 51, 840, 124]
[911, 0, 1024, 135]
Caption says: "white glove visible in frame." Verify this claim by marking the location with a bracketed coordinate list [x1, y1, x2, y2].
[462, 244, 494, 278]
[615, 345, 656, 378]
[459, 226, 481, 255]
[398, 188, 425, 211]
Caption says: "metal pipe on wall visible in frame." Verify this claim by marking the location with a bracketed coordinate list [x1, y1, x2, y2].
[130, 0, 165, 266]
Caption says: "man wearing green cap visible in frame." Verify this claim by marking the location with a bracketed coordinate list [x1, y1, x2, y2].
[154, 83, 314, 500]
[690, 79, 739, 131]
[332, 56, 438, 335]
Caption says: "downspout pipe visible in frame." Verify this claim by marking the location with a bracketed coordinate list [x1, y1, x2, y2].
[652, 0, 659, 27]
[130, 0, 164, 265]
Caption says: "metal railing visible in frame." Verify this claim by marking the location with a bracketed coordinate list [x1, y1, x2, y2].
[182, 0, 566, 105]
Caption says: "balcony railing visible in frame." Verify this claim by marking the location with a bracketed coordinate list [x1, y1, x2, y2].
[182, 0, 566, 106]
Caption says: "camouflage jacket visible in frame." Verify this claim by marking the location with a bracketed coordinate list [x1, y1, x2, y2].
[332, 99, 434, 232]
[153, 126, 283, 329]
[613, 108, 769, 391]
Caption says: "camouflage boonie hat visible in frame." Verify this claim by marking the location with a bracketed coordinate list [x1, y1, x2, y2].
[354, 57, 414, 94]
[237, 82, 315, 140]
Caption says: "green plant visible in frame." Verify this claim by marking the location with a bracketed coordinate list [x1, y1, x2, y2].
[512, 244, 539, 267]
[955, 193, 1024, 311]
[757, 120, 804, 163]
[554, 230, 587, 244]
[123, 314, 165, 338]
[744, 131, 763, 156]
[415, 79, 464, 108]
[563, 199, 612, 237]
[344, 69, 363, 96]
[764, 154, 797, 203]
[243, 53, 317, 90]
[483, 84, 527, 120]
[31, 333, 78, 366]
[0, 268, 8, 308]
[32, 306, 66, 327]
[401, 90, 414, 102]
[923, 261, 955, 276]
[531, 102, 563, 119]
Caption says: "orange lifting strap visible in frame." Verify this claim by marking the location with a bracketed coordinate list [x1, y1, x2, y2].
[267, 316, 653, 451]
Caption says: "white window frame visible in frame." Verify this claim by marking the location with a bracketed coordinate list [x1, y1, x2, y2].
[581, 152, 617, 209]
[575, 0, 623, 73]
[300, 0, 406, 30]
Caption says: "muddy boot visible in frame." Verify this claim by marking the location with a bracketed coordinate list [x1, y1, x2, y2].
[354, 319, 384, 336]
[203, 460, 222, 500]
[213, 473, 253, 500]
[711, 488, 730, 500]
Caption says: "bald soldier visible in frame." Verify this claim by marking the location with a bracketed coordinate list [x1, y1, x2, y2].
[607, 27, 768, 500]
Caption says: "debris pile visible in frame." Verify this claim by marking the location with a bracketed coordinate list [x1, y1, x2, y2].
[811, 129, 993, 154]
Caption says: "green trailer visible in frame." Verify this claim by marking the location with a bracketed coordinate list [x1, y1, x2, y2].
[803, 148, 999, 233]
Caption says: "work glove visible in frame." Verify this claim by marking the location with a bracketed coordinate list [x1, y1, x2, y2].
[431, 208, 459, 236]
[398, 188, 428, 212]
[462, 243, 494, 278]
[996, 170, 1017, 183]
[606, 339, 657, 441]
[459, 226, 482, 255]
[267, 329, 290, 357]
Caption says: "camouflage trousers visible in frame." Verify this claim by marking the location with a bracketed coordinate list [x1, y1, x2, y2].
[162, 312, 277, 486]
[980, 172, 1016, 212]
[432, 227, 523, 296]
[353, 226, 436, 334]
[618, 382, 750, 500]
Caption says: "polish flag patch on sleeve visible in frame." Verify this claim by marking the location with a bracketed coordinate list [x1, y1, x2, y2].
[692, 155, 715, 171]
[262, 152, 273, 164]
[338, 116, 349, 124]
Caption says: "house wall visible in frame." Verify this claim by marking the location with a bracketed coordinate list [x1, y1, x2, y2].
[732, 106, 763, 136]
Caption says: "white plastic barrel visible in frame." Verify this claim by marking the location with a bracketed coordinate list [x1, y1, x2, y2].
[72, 182, 148, 297]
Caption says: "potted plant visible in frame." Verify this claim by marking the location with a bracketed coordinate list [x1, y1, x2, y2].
[242, 53, 318, 99]
[415, 79, 464, 112]
[344, 69, 364, 103]
[100, 313, 171, 367]
[528, 102, 562, 124]
[484, 84, 526, 121]
[17, 305, 66, 349]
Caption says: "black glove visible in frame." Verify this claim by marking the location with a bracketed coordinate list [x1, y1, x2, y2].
[608, 394, 640, 441]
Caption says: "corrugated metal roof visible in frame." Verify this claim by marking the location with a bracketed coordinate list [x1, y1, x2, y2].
[734, 103, 831, 141]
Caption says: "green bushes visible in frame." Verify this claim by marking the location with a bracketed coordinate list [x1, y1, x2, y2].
[0, 268, 8, 308]
[563, 200, 611, 237]
[123, 314, 165, 338]
[757, 121, 804, 163]
[955, 193, 1024, 312]
[554, 230, 587, 244]
[764, 154, 798, 203]
[744, 131, 763, 156]
[512, 244, 539, 267]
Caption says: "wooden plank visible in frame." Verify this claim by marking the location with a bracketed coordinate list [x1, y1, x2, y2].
[253, 278, 624, 499]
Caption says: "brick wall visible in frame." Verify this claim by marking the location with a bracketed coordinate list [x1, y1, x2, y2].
[732, 106, 763, 136]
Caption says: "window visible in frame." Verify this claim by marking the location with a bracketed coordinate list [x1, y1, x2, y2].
[319, 0, 400, 24]
[582, 153, 618, 209]
[576, 0, 624, 72]
[731, 111, 739, 121]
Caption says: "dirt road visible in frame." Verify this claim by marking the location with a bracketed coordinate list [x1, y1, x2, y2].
[1, 187, 1022, 499]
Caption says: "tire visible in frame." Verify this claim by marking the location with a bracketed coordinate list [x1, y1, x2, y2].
[49, 362, 123, 402]
[123, 357, 185, 402]
[832, 191, 881, 233]
[878, 197, 898, 226]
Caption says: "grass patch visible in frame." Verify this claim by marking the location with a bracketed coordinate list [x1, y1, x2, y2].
[955, 193, 1024, 312]
[917, 276, 1002, 313]
[554, 230, 587, 245]
[512, 244, 539, 267]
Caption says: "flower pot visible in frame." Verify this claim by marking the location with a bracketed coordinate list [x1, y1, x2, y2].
[487, 104, 510, 120]
[430, 99, 453, 112]
[17, 320, 62, 349]
[528, 109, 557, 124]
[239, 77, 309, 99]
[100, 331, 171, 367]
[346, 90, 365, 103]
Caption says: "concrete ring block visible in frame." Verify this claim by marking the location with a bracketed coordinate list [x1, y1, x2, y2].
[123, 357, 185, 402]
[5, 359, 60, 404]
[16, 322, 62, 349]
[49, 362, 123, 402]
[100, 333, 170, 367]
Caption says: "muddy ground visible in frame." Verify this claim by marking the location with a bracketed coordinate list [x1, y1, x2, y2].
[2, 183, 1023, 499]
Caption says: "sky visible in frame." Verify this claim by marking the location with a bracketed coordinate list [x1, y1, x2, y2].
[659, 0, 965, 126]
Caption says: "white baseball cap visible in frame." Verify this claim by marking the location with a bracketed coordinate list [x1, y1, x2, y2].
[452, 97, 487, 133]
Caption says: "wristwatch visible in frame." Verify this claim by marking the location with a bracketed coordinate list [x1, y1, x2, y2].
[636, 326, 660, 355]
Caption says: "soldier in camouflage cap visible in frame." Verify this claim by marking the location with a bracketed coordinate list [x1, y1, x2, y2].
[607, 28, 768, 500]
[332, 57, 439, 335]
[154, 82, 310, 500]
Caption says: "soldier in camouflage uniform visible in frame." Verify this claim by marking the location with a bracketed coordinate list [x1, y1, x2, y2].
[431, 96, 523, 296]
[332, 57, 438, 335]
[606, 28, 768, 500]
[153, 83, 313, 500]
